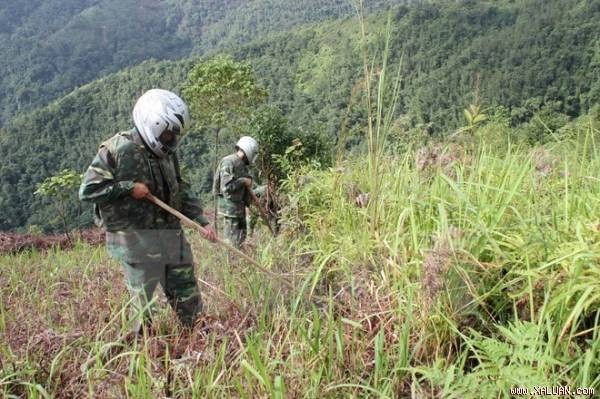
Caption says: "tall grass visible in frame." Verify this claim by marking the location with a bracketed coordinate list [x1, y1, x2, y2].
[1, 116, 599, 397]
[352, 1, 403, 234]
[281, 115, 600, 395]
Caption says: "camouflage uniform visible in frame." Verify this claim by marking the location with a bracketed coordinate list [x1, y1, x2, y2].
[213, 154, 252, 248]
[79, 129, 208, 332]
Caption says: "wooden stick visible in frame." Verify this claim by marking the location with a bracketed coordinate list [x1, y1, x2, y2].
[197, 276, 243, 314]
[248, 189, 276, 236]
[146, 194, 291, 288]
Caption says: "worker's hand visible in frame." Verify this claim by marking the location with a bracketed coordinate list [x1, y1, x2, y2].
[202, 225, 218, 243]
[239, 177, 253, 188]
[131, 182, 150, 199]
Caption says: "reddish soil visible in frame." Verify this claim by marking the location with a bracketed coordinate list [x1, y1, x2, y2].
[0, 229, 104, 254]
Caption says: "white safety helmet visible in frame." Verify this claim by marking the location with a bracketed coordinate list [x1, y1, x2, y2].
[236, 136, 259, 164]
[132, 89, 190, 158]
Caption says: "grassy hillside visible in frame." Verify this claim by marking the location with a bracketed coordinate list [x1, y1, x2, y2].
[2, 115, 600, 397]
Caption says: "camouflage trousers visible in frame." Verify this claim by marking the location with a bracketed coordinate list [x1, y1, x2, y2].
[120, 261, 202, 333]
[221, 216, 247, 249]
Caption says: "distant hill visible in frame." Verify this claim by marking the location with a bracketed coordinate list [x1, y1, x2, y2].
[0, 0, 401, 126]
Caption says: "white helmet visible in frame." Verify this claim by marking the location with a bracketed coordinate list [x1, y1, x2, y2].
[236, 136, 259, 164]
[132, 89, 190, 158]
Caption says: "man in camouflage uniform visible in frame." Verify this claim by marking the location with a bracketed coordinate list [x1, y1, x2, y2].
[79, 89, 216, 334]
[213, 136, 259, 248]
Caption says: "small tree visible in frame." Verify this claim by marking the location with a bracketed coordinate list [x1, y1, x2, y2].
[183, 55, 267, 223]
[34, 169, 82, 241]
[248, 105, 329, 182]
[183, 55, 267, 143]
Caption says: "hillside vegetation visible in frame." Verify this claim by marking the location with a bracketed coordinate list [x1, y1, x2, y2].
[2, 115, 600, 397]
[1, 0, 599, 231]
[0, 0, 399, 126]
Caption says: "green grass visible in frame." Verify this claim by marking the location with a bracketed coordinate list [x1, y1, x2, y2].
[2, 116, 600, 397]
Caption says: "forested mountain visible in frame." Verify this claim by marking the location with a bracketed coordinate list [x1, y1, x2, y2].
[1, 0, 599, 231]
[0, 0, 401, 126]
[0, 0, 189, 126]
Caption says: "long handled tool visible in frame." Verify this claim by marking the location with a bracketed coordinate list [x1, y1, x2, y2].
[248, 189, 276, 236]
[146, 194, 292, 288]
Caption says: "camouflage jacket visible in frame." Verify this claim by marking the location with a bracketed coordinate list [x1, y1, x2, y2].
[79, 129, 208, 263]
[213, 153, 251, 218]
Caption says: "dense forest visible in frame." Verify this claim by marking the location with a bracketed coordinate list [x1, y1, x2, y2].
[1, 0, 599, 231]
[0, 0, 400, 126]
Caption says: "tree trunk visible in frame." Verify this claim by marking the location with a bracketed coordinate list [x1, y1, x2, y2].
[213, 127, 220, 234]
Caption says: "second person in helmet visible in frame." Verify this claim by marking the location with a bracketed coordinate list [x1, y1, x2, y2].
[213, 136, 259, 248]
